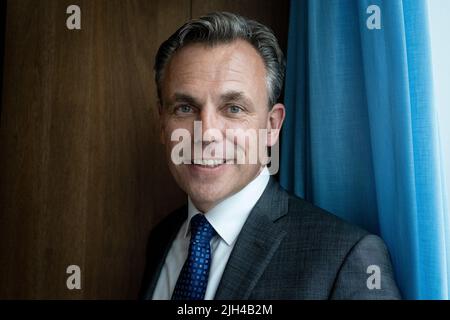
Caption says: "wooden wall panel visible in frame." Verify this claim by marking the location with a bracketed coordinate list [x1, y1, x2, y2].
[0, 0, 189, 299]
[0, 0, 289, 299]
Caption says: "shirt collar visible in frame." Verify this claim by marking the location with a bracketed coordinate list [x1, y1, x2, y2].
[185, 167, 271, 246]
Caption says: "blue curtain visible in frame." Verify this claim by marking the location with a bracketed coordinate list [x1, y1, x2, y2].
[281, 0, 450, 299]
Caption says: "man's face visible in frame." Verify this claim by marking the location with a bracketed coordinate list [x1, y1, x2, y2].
[159, 40, 284, 212]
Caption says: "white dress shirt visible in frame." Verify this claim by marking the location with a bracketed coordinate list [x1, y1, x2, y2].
[152, 167, 270, 300]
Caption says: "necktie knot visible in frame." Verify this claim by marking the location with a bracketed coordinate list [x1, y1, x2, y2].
[190, 214, 216, 245]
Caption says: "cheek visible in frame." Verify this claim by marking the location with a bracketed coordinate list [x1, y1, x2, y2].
[164, 120, 193, 141]
[226, 120, 266, 149]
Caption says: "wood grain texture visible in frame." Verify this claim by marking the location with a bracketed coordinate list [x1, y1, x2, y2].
[0, 0, 289, 299]
[0, 0, 189, 299]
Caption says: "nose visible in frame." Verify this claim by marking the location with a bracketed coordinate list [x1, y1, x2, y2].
[198, 105, 223, 144]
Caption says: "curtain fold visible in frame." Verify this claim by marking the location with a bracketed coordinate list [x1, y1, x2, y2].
[281, 0, 449, 299]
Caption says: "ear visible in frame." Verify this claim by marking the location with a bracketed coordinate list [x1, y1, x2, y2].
[266, 103, 285, 147]
[158, 101, 166, 145]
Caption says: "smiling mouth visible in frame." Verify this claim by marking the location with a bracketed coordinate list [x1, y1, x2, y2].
[192, 159, 233, 168]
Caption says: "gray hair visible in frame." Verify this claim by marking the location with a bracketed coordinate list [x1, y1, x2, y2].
[154, 12, 285, 107]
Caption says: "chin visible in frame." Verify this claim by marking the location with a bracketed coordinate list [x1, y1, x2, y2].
[187, 182, 228, 205]
[169, 163, 254, 210]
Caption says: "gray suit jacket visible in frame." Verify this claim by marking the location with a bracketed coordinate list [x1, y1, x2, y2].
[139, 178, 401, 299]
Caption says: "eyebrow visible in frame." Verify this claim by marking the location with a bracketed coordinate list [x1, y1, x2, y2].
[220, 91, 253, 107]
[171, 93, 201, 106]
[168, 90, 253, 107]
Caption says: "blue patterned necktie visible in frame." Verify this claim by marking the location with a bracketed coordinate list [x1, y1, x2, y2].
[172, 214, 216, 300]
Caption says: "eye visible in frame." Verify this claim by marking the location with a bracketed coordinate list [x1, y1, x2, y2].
[175, 104, 194, 114]
[228, 105, 243, 114]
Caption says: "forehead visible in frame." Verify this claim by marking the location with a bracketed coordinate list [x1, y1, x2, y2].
[161, 40, 267, 103]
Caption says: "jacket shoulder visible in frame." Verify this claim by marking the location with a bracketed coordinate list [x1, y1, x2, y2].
[282, 188, 369, 243]
[149, 205, 187, 236]
[251, 183, 401, 299]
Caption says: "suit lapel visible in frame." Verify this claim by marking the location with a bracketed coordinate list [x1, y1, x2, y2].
[143, 207, 187, 299]
[214, 178, 289, 299]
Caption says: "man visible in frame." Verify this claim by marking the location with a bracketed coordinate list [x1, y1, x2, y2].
[140, 12, 401, 300]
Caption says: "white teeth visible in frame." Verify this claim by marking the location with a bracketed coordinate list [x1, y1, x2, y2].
[193, 159, 225, 166]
